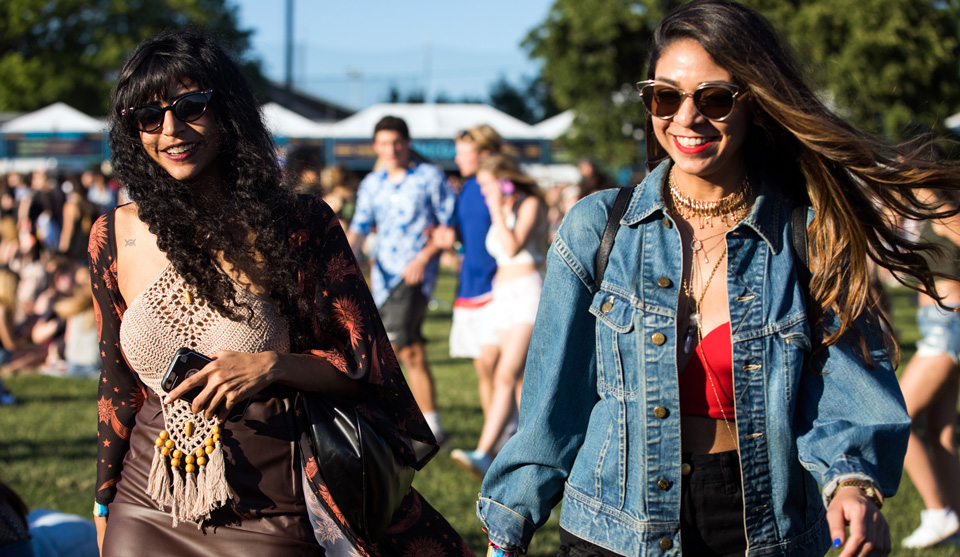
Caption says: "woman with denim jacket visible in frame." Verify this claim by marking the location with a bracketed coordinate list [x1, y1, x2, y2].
[477, 1, 960, 556]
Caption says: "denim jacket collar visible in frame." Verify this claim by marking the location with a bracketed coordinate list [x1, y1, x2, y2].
[625, 160, 785, 255]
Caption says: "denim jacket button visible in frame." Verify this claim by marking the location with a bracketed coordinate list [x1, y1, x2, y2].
[601, 298, 614, 313]
[657, 277, 672, 288]
[651, 332, 666, 345]
[659, 537, 674, 550]
[662, 217, 673, 229]
[681, 463, 692, 475]
[657, 478, 671, 491]
[653, 406, 668, 419]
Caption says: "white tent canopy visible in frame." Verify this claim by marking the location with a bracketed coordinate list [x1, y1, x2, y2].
[327, 103, 537, 139]
[946, 112, 960, 133]
[533, 110, 575, 140]
[0, 102, 106, 133]
[261, 102, 334, 138]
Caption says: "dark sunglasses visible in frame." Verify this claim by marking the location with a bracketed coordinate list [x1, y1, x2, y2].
[636, 80, 742, 122]
[122, 89, 214, 133]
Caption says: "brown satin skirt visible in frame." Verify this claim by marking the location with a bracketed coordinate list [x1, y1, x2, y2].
[101, 386, 319, 556]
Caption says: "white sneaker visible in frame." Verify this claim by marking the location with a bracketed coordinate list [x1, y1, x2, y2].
[450, 449, 491, 480]
[902, 508, 960, 548]
[422, 411, 448, 448]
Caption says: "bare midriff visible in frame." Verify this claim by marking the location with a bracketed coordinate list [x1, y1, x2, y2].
[492, 262, 539, 283]
[681, 415, 739, 454]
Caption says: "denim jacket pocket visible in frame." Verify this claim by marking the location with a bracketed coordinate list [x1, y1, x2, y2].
[590, 290, 639, 400]
[590, 289, 636, 333]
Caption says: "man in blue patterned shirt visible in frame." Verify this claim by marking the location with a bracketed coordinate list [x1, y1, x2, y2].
[347, 116, 456, 443]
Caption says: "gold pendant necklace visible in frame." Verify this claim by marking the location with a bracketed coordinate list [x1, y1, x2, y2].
[682, 245, 726, 354]
[668, 166, 751, 230]
[683, 243, 739, 448]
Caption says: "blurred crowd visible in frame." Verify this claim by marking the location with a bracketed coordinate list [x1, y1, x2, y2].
[0, 167, 121, 403]
[0, 142, 613, 394]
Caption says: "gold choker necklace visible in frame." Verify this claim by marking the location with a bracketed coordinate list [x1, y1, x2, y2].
[668, 167, 751, 229]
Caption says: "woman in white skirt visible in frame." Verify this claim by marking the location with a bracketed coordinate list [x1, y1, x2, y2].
[451, 154, 547, 478]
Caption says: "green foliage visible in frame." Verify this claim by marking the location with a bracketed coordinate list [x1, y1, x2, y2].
[0, 0, 258, 115]
[523, 0, 685, 167]
[489, 75, 561, 124]
[527, 0, 960, 166]
[743, 0, 960, 141]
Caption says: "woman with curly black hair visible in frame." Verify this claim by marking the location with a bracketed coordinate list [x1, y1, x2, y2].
[91, 30, 469, 556]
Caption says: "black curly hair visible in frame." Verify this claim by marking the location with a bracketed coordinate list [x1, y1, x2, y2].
[108, 29, 302, 324]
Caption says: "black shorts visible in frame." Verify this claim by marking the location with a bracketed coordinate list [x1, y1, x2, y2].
[679, 450, 747, 556]
[558, 450, 746, 557]
[379, 281, 428, 348]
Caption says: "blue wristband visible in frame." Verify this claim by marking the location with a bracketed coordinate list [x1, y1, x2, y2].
[93, 502, 109, 517]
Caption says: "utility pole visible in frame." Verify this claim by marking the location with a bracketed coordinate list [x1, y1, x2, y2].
[347, 69, 362, 109]
[285, 0, 294, 92]
[422, 40, 432, 103]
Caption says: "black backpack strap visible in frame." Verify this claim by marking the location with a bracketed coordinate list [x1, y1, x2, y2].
[792, 203, 809, 270]
[792, 202, 823, 356]
[594, 187, 633, 289]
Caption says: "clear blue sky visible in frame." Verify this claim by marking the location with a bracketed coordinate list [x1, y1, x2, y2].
[232, 0, 555, 111]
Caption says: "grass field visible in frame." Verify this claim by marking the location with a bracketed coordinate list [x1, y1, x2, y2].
[0, 275, 957, 555]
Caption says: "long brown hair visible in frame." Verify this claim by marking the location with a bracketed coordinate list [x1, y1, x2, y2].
[456, 124, 518, 158]
[647, 0, 960, 357]
[478, 154, 543, 201]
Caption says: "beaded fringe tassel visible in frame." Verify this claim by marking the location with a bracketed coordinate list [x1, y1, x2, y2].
[147, 445, 169, 507]
[146, 440, 233, 528]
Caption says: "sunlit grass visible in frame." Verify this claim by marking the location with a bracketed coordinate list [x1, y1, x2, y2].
[0, 280, 954, 555]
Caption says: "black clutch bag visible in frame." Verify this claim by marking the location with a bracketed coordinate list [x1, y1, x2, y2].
[296, 391, 415, 542]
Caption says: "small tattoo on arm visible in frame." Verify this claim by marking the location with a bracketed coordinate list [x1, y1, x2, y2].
[124, 238, 136, 247]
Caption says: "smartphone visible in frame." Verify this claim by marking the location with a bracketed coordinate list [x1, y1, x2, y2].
[161, 348, 250, 421]
[499, 179, 515, 196]
[161, 348, 209, 404]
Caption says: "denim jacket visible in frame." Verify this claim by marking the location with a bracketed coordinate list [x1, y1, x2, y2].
[477, 161, 910, 556]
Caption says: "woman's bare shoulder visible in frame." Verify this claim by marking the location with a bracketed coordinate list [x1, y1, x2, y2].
[114, 202, 139, 228]
[112, 204, 169, 303]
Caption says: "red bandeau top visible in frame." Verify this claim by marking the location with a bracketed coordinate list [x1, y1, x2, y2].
[679, 322, 735, 419]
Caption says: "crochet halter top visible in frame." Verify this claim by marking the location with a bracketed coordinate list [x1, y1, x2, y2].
[118, 263, 289, 526]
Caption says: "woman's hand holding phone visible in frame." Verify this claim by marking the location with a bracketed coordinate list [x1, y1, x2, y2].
[162, 349, 274, 421]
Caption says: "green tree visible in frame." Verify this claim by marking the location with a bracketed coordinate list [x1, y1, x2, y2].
[524, 0, 686, 167]
[747, 0, 960, 140]
[526, 0, 960, 167]
[0, 0, 259, 115]
[489, 75, 561, 124]
[490, 75, 535, 123]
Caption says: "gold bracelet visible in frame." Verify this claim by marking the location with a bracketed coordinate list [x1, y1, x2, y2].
[832, 479, 883, 509]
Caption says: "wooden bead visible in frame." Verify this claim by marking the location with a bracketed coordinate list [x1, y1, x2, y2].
[212, 434, 221, 443]
[185, 463, 196, 473]
[195, 448, 205, 458]
[158, 430, 169, 440]
[160, 447, 170, 456]
[204, 445, 214, 455]
[211, 425, 221, 435]
[172, 449, 182, 459]
[197, 456, 207, 466]
[170, 458, 181, 468]
[185, 422, 195, 437]
[155, 438, 164, 447]
[204, 437, 214, 447]
[185, 455, 195, 464]
[164, 439, 174, 449]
